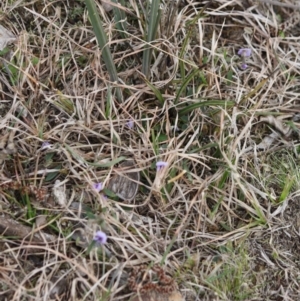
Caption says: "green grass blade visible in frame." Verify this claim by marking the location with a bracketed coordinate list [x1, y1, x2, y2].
[178, 99, 235, 116]
[174, 68, 200, 104]
[143, 77, 164, 105]
[142, 0, 161, 78]
[112, 0, 127, 39]
[279, 176, 295, 203]
[179, 4, 208, 80]
[84, 0, 123, 102]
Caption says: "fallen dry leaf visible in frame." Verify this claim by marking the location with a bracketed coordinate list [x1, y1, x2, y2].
[108, 159, 140, 201]
[101, 0, 113, 11]
[259, 115, 291, 137]
[52, 180, 67, 206]
[0, 130, 16, 164]
[0, 213, 56, 242]
[49, 276, 69, 299]
[0, 24, 16, 51]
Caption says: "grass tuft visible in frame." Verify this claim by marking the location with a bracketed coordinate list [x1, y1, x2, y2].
[0, 0, 300, 300]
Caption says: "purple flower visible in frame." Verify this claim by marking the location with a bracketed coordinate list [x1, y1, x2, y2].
[126, 120, 134, 129]
[238, 48, 252, 70]
[93, 231, 107, 245]
[156, 161, 168, 171]
[241, 63, 248, 70]
[238, 48, 252, 57]
[41, 141, 52, 150]
[92, 182, 103, 192]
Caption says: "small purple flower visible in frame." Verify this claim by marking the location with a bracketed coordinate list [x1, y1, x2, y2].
[92, 182, 103, 192]
[238, 48, 252, 70]
[41, 141, 52, 150]
[126, 120, 134, 129]
[156, 161, 168, 171]
[93, 231, 107, 245]
[238, 48, 252, 57]
[241, 63, 248, 70]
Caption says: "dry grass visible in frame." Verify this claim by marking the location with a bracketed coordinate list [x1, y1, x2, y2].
[0, 0, 300, 300]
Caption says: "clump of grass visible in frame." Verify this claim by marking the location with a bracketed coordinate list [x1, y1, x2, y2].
[141, 0, 161, 78]
[1, 0, 300, 300]
[204, 242, 254, 301]
[249, 150, 300, 204]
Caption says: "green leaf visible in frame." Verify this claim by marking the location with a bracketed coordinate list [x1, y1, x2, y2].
[178, 99, 235, 116]
[174, 68, 200, 104]
[157, 134, 168, 143]
[0, 47, 10, 56]
[226, 69, 233, 84]
[31, 56, 39, 66]
[144, 78, 164, 105]
[45, 166, 61, 182]
[45, 152, 55, 165]
[102, 188, 119, 201]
